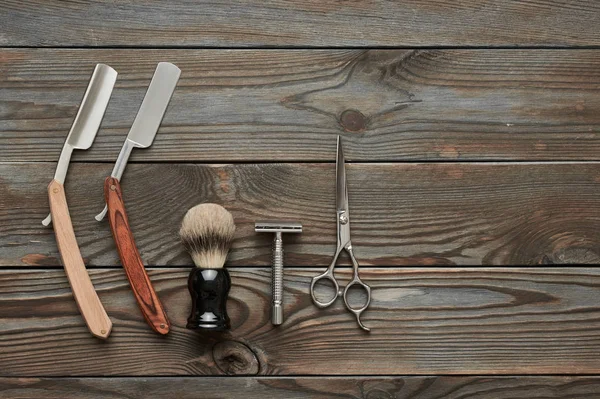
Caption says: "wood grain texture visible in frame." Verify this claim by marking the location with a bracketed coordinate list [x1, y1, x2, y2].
[1, 1, 600, 47]
[1, 376, 600, 398]
[4, 0, 600, 386]
[47, 179, 112, 339]
[3, 162, 600, 268]
[105, 177, 170, 335]
[0, 267, 599, 375]
[2, 49, 600, 162]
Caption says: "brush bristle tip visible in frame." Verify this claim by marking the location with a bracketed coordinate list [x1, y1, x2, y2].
[179, 203, 236, 269]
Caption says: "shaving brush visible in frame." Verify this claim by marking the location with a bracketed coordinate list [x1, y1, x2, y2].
[180, 203, 235, 331]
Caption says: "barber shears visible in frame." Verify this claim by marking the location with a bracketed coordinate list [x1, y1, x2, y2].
[310, 136, 371, 331]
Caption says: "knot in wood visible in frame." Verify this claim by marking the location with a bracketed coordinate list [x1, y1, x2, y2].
[540, 248, 600, 264]
[212, 340, 259, 375]
[339, 109, 367, 132]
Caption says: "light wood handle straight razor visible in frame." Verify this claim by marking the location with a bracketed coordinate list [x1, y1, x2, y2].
[104, 177, 170, 335]
[48, 179, 112, 339]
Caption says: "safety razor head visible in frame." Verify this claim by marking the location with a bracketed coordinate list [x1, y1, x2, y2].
[255, 221, 303, 233]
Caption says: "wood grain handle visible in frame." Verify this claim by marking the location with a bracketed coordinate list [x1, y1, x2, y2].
[47, 179, 112, 339]
[104, 177, 170, 335]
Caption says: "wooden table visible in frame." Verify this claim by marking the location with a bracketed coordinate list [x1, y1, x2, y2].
[1, 1, 600, 397]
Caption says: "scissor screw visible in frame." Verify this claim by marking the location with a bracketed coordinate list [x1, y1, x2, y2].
[339, 214, 348, 225]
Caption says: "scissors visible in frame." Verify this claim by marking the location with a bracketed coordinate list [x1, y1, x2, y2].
[310, 136, 372, 331]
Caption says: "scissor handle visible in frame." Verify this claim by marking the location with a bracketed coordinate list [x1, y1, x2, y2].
[310, 268, 340, 308]
[343, 245, 371, 331]
[311, 247, 343, 308]
[342, 276, 371, 332]
[310, 245, 372, 331]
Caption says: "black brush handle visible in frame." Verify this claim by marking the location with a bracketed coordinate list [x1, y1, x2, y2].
[187, 268, 231, 331]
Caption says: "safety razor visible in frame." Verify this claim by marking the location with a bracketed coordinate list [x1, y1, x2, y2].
[255, 221, 302, 325]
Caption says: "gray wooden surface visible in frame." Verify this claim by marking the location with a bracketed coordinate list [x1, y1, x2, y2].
[1, 268, 599, 375]
[2, 49, 600, 162]
[2, 162, 600, 267]
[1, 1, 599, 46]
[1, 377, 600, 398]
[1, 1, 600, 398]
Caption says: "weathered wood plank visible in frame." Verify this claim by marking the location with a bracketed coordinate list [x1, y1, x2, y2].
[2, 376, 600, 398]
[2, 49, 600, 162]
[1, 1, 599, 47]
[0, 268, 599, 375]
[2, 162, 600, 267]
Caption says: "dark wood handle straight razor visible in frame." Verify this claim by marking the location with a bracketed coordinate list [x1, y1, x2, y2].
[104, 177, 170, 335]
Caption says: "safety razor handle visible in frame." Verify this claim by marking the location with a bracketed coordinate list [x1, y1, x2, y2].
[48, 179, 112, 339]
[104, 177, 170, 335]
[272, 232, 284, 325]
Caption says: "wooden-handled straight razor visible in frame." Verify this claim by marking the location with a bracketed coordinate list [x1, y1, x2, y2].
[44, 64, 117, 339]
[104, 177, 170, 334]
[96, 62, 180, 335]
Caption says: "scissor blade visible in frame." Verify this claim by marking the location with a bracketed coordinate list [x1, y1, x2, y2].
[336, 136, 349, 213]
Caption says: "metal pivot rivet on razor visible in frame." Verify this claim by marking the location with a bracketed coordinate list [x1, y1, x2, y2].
[43, 64, 117, 339]
[96, 62, 180, 335]
[310, 136, 372, 332]
[255, 221, 302, 325]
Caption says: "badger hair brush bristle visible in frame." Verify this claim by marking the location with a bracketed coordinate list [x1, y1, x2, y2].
[180, 203, 235, 269]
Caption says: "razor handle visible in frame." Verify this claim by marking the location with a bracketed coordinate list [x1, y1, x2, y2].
[48, 180, 112, 339]
[104, 177, 170, 335]
[187, 268, 231, 331]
